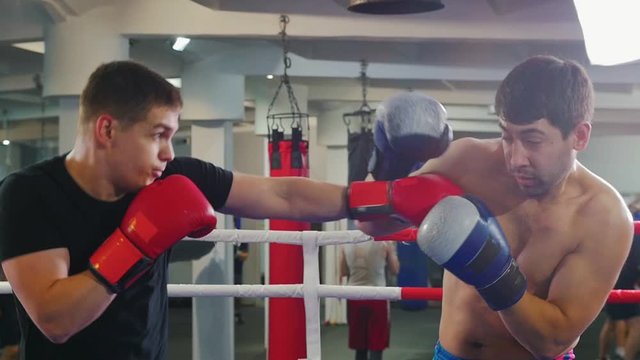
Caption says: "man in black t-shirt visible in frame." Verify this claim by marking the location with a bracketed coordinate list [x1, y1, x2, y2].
[0, 61, 349, 360]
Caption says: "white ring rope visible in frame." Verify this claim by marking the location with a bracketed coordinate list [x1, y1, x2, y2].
[166, 284, 403, 300]
[0, 229, 384, 360]
[187, 229, 372, 246]
[0, 283, 403, 300]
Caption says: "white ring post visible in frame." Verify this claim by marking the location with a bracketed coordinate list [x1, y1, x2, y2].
[302, 231, 321, 360]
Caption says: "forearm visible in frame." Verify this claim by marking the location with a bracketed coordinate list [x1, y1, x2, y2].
[283, 178, 348, 222]
[28, 270, 115, 343]
[499, 293, 579, 359]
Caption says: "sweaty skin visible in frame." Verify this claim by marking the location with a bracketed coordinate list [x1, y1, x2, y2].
[411, 134, 631, 359]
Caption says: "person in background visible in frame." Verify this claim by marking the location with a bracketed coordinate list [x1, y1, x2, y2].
[598, 314, 628, 360]
[340, 241, 400, 360]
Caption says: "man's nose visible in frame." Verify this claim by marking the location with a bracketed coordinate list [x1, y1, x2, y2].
[160, 141, 175, 162]
[508, 142, 530, 168]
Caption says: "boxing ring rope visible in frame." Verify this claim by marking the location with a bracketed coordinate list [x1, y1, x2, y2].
[0, 224, 639, 360]
[0, 282, 638, 303]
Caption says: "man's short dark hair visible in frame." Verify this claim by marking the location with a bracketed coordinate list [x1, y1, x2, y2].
[80, 61, 182, 128]
[495, 55, 594, 138]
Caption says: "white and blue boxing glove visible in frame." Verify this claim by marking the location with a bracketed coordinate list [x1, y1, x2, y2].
[369, 92, 452, 180]
[417, 195, 527, 311]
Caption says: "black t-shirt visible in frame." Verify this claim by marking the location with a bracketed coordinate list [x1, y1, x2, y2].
[0, 155, 233, 360]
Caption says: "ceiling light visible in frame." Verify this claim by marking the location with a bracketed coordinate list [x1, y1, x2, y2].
[166, 78, 182, 88]
[172, 37, 191, 52]
[2, 140, 10, 146]
[266, 74, 274, 80]
[11, 41, 45, 54]
[574, 0, 640, 66]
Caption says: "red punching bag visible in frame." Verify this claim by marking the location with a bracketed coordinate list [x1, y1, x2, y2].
[268, 126, 309, 360]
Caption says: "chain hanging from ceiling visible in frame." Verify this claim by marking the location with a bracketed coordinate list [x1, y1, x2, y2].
[266, 14, 309, 141]
[343, 59, 374, 133]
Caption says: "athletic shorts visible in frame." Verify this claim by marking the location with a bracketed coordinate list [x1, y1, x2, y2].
[605, 302, 640, 321]
[347, 299, 390, 351]
[433, 342, 575, 360]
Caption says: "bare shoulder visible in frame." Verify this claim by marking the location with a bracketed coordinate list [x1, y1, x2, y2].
[575, 164, 633, 246]
[412, 137, 501, 178]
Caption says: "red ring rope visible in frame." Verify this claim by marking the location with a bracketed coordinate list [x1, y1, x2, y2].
[400, 287, 640, 304]
[377, 221, 640, 242]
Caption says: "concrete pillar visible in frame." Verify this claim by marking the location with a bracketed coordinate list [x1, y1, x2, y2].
[191, 122, 235, 360]
[316, 104, 353, 325]
[43, 20, 128, 97]
[182, 59, 245, 122]
[43, 19, 127, 154]
[57, 97, 79, 154]
[181, 60, 244, 360]
[321, 146, 349, 325]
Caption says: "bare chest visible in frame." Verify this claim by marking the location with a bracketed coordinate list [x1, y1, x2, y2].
[498, 209, 578, 297]
[455, 169, 580, 297]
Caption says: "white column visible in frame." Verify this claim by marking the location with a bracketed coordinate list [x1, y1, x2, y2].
[43, 20, 128, 97]
[579, 135, 640, 194]
[43, 19, 127, 154]
[321, 145, 349, 325]
[315, 104, 352, 325]
[181, 59, 245, 122]
[182, 60, 244, 360]
[191, 122, 235, 360]
[57, 97, 79, 154]
[316, 102, 362, 147]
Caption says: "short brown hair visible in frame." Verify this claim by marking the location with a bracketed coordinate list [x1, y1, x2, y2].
[80, 61, 182, 128]
[495, 55, 594, 138]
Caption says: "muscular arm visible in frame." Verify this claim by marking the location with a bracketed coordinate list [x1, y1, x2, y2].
[499, 201, 633, 359]
[221, 173, 347, 222]
[2, 248, 115, 344]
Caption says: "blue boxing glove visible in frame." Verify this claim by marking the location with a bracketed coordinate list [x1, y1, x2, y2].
[416, 195, 527, 311]
[369, 91, 452, 180]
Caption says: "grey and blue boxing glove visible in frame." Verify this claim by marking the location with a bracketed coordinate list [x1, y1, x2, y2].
[417, 195, 527, 311]
[369, 91, 452, 180]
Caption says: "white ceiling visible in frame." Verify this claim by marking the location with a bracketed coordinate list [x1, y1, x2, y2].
[1, 0, 640, 140]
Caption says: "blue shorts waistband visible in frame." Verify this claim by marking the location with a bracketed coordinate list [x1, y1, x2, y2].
[433, 342, 465, 360]
[433, 341, 574, 360]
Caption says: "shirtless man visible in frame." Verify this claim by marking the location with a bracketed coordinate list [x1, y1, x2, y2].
[348, 55, 633, 359]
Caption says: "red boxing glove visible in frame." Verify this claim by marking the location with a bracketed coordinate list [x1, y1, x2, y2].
[347, 174, 462, 226]
[89, 175, 217, 293]
[374, 227, 417, 242]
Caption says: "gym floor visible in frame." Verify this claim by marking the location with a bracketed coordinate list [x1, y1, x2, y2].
[168, 302, 608, 360]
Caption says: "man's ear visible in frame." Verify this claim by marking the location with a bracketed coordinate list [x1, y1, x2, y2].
[573, 121, 592, 151]
[95, 114, 116, 146]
